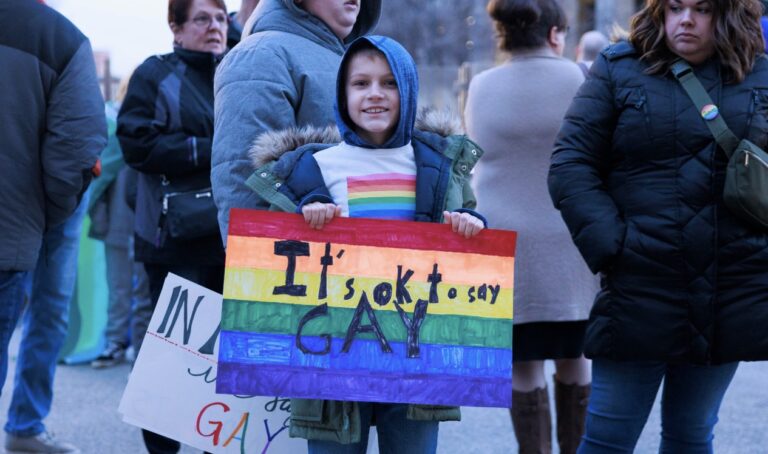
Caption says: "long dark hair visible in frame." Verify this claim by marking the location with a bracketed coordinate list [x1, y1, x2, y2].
[486, 0, 567, 51]
[630, 0, 764, 83]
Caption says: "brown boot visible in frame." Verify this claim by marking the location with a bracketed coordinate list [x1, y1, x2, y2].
[554, 375, 591, 454]
[510, 387, 552, 454]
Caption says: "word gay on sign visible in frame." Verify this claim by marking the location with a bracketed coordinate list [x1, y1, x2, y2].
[119, 274, 304, 453]
[216, 209, 516, 408]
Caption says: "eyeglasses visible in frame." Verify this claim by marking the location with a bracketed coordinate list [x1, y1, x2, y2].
[190, 13, 228, 28]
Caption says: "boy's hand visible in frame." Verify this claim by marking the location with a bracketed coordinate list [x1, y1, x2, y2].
[443, 211, 484, 238]
[302, 202, 342, 230]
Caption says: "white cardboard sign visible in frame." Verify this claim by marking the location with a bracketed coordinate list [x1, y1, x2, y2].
[119, 273, 304, 453]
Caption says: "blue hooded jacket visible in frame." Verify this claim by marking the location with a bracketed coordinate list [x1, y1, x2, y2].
[335, 36, 419, 149]
[246, 36, 485, 227]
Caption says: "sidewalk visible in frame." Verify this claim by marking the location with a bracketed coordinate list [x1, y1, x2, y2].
[0, 327, 766, 453]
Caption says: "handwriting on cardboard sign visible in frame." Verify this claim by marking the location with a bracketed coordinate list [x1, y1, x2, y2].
[155, 285, 221, 354]
[195, 400, 290, 453]
[273, 240, 501, 359]
[154, 285, 294, 453]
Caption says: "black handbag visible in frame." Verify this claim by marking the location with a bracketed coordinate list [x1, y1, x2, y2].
[158, 175, 219, 242]
[671, 60, 768, 229]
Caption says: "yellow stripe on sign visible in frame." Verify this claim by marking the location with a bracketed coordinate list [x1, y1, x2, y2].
[225, 236, 515, 287]
[223, 268, 513, 319]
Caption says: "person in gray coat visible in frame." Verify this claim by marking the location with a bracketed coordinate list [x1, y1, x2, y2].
[211, 0, 381, 244]
[465, 0, 597, 453]
[0, 0, 106, 451]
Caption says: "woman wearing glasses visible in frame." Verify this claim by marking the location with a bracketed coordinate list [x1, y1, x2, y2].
[116, 0, 228, 452]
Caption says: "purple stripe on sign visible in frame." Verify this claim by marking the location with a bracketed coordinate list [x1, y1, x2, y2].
[218, 331, 512, 378]
[216, 362, 512, 408]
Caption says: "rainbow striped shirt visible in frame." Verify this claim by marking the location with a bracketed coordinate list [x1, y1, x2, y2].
[347, 173, 416, 220]
[314, 142, 417, 221]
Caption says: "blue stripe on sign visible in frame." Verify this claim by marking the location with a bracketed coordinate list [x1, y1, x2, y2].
[217, 362, 513, 408]
[218, 331, 512, 379]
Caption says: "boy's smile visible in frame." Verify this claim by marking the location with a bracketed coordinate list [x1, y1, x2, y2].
[345, 51, 401, 146]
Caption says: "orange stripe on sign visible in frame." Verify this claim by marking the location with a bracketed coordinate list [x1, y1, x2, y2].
[225, 235, 514, 288]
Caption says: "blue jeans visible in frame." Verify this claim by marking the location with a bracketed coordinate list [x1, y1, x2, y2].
[103, 244, 134, 346]
[307, 403, 439, 454]
[578, 359, 738, 454]
[0, 271, 28, 396]
[5, 195, 89, 437]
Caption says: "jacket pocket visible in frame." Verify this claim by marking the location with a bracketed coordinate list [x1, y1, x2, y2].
[289, 399, 360, 444]
[407, 404, 461, 422]
[613, 220, 633, 270]
[614, 87, 655, 160]
[290, 398, 326, 424]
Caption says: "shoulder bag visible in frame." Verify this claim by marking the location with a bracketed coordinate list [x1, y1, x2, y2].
[671, 59, 768, 230]
[158, 174, 219, 244]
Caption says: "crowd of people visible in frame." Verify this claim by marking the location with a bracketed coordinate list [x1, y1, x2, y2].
[1, 0, 768, 453]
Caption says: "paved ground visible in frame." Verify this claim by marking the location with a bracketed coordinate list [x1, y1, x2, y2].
[0, 329, 766, 453]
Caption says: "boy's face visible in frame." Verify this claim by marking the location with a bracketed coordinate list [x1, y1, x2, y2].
[345, 51, 400, 146]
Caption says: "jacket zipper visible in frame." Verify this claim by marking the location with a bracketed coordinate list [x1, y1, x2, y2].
[745, 90, 758, 133]
[161, 189, 212, 215]
[744, 149, 768, 168]
[636, 94, 654, 142]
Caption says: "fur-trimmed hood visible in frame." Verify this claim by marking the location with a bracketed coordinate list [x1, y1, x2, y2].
[249, 108, 463, 169]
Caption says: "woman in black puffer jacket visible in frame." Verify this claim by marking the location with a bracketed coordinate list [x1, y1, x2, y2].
[548, 0, 768, 452]
[116, 0, 228, 453]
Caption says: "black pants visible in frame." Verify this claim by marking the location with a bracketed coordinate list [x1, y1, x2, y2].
[140, 262, 224, 454]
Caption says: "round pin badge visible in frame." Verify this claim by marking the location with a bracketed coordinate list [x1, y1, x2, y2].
[701, 104, 719, 121]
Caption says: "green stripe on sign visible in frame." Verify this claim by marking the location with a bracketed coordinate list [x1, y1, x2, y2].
[222, 299, 512, 349]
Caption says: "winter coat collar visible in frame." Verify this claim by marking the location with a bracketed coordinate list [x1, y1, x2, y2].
[507, 46, 562, 62]
[173, 46, 222, 71]
[249, 108, 462, 169]
[246, 0, 381, 53]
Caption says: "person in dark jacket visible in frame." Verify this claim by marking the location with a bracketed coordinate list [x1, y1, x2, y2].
[116, 0, 228, 452]
[549, 0, 768, 452]
[0, 1, 106, 452]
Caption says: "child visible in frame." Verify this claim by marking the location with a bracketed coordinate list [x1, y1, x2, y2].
[246, 35, 485, 453]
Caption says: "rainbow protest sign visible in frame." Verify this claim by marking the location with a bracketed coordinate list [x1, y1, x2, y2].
[217, 209, 515, 408]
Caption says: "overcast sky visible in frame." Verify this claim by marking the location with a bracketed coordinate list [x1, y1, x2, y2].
[49, 0, 243, 77]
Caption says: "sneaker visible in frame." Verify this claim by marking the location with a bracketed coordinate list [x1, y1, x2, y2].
[90, 342, 127, 369]
[5, 431, 80, 453]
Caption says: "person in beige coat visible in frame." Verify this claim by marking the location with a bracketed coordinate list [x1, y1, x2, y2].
[464, 0, 598, 453]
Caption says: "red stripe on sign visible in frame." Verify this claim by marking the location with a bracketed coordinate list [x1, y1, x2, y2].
[228, 209, 516, 257]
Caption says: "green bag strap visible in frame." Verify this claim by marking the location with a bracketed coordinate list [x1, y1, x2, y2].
[670, 59, 740, 158]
